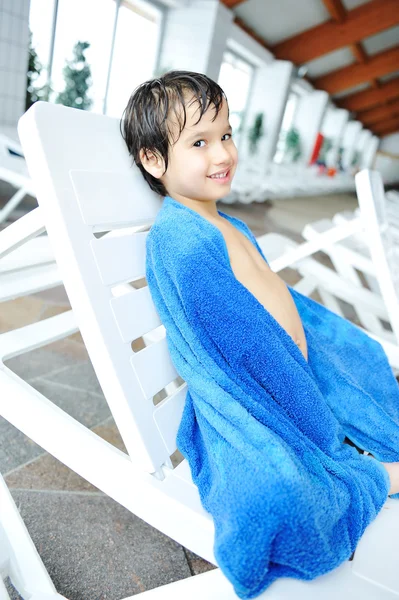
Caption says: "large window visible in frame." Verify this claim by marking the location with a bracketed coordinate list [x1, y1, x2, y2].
[218, 50, 254, 151]
[49, 0, 116, 113]
[28, 0, 56, 89]
[105, 0, 162, 118]
[28, 0, 162, 116]
[273, 90, 300, 163]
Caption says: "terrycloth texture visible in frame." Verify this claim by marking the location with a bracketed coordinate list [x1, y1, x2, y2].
[145, 194, 399, 599]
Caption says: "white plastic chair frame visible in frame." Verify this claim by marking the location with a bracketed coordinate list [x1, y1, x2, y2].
[0, 134, 36, 225]
[0, 131, 63, 304]
[1, 102, 398, 599]
[299, 171, 399, 372]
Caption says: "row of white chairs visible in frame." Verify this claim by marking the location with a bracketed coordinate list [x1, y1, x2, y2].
[0, 101, 398, 599]
[226, 162, 357, 204]
[0, 132, 358, 215]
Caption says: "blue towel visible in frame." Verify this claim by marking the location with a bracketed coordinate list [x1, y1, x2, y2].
[145, 194, 399, 599]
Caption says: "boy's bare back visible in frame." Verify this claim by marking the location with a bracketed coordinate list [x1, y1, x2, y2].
[207, 216, 308, 362]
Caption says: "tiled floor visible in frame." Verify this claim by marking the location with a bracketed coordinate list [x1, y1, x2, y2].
[1, 190, 372, 599]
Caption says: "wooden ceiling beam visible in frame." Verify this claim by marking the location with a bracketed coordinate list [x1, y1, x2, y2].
[373, 125, 399, 137]
[350, 42, 368, 64]
[337, 79, 399, 111]
[371, 117, 399, 135]
[313, 46, 399, 95]
[271, 0, 399, 64]
[322, 0, 346, 23]
[358, 100, 399, 126]
[220, 0, 247, 8]
[322, 0, 379, 91]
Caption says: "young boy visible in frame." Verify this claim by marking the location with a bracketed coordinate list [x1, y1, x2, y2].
[121, 71, 309, 354]
[120, 69, 399, 495]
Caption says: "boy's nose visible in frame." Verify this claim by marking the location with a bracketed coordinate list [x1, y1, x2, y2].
[212, 143, 234, 165]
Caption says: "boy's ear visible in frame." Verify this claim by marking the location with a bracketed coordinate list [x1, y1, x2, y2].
[139, 148, 165, 180]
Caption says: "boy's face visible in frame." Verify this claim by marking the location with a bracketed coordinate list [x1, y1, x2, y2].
[143, 94, 238, 210]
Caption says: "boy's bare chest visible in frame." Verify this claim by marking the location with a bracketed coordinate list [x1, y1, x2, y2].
[210, 219, 308, 361]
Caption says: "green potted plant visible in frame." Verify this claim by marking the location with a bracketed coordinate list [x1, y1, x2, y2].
[25, 30, 52, 111]
[55, 41, 93, 110]
[248, 112, 265, 155]
[284, 127, 301, 162]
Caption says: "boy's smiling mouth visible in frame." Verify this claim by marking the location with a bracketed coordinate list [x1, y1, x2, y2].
[207, 167, 232, 183]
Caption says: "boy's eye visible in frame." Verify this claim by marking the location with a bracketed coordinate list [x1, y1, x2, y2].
[193, 133, 232, 148]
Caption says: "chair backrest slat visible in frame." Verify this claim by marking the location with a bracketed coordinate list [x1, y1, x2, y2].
[90, 230, 148, 286]
[70, 169, 156, 227]
[153, 386, 187, 455]
[110, 287, 161, 342]
[131, 337, 179, 401]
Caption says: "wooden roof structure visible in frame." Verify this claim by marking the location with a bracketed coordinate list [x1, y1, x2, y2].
[221, 0, 399, 137]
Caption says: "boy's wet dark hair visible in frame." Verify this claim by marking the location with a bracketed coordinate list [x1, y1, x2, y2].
[120, 70, 229, 197]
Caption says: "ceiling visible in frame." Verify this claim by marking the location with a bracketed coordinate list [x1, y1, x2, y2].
[221, 0, 399, 137]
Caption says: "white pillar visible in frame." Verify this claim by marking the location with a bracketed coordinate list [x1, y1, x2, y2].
[356, 129, 372, 151]
[362, 136, 379, 169]
[341, 121, 363, 171]
[321, 107, 349, 167]
[293, 90, 329, 165]
[158, 1, 233, 81]
[0, 0, 31, 137]
[355, 129, 372, 167]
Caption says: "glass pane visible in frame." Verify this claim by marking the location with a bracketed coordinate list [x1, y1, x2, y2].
[50, 0, 116, 113]
[105, 1, 162, 118]
[29, 0, 56, 88]
[273, 91, 300, 163]
[280, 93, 298, 133]
[219, 56, 252, 114]
[218, 51, 253, 149]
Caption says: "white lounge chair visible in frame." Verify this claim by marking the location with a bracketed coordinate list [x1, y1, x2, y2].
[0, 132, 64, 303]
[1, 101, 398, 599]
[299, 171, 399, 373]
[228, 161, 356, 204]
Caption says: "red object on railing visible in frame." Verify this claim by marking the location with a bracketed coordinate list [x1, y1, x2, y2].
[309, 132, 324, 165]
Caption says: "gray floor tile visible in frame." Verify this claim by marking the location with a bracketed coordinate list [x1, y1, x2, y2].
[4, 577, 23, 600]
[5, 419, 124, 493]
[5, 341, 88, 381]
[1, 376, 111, 474]
[31, 285, 71, 306]
[0, 416, 44, 474]
[29, 377, 111, 429]
[183, 548, 216, 576]
[40, 360, 104, 397]
[11, 489, 193, 600]
[5, 451, 99, 493]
